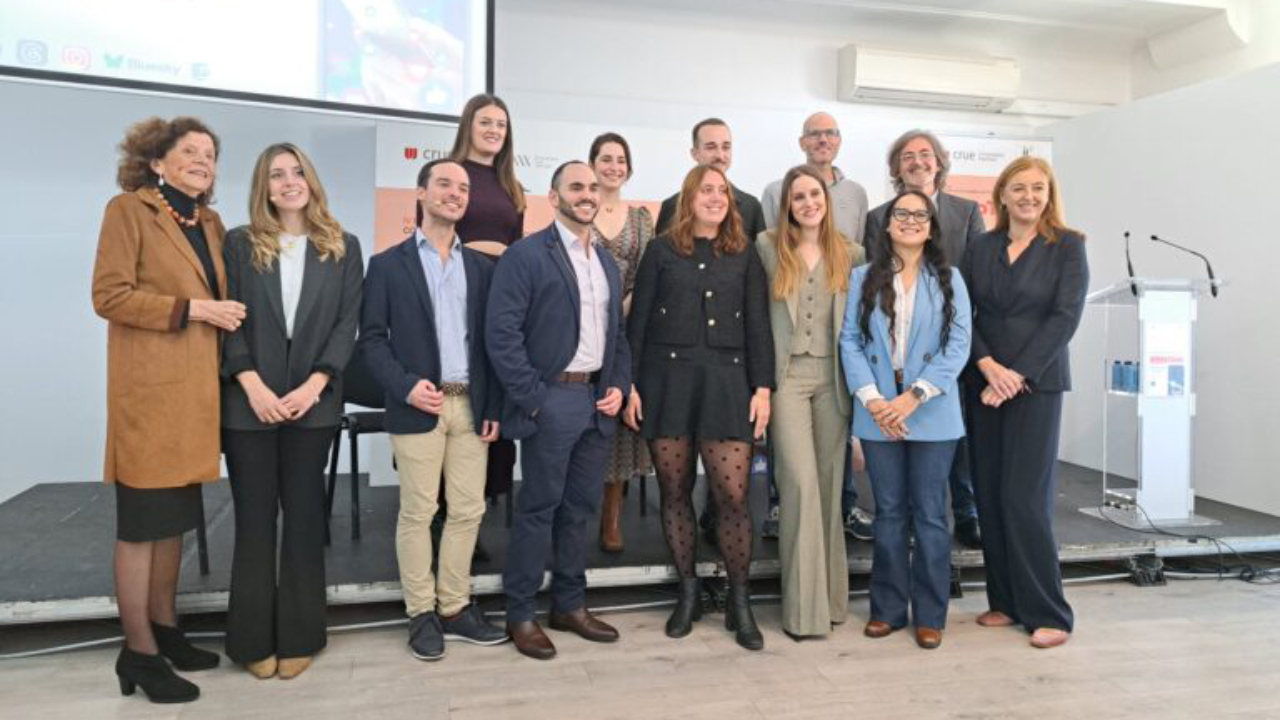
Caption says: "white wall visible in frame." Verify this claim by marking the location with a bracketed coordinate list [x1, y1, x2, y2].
[1133, 0, 1280, 99]
[1052, 61, 1280, 516]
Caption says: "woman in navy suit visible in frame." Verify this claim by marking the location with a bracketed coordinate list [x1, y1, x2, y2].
[840, 191, 971, 649]
[960, 156, 1088, 649]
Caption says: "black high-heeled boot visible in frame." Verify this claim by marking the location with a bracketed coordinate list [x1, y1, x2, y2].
[116, 647, 199, 704]
[151, 622, 220, 671]
[724, 583, 763, 651]
[665, 578, 704, 638]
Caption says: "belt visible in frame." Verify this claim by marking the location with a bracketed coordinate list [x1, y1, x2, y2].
[440, 382, 469, 396]
[555, 371, 600, 384]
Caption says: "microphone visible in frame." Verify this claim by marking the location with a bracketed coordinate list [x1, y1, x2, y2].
[1150, 234, 1218, 297]
[1124, 231, 1137, 296]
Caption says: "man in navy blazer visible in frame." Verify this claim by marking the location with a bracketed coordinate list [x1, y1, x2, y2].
[359, 158, 508, 661]
[486, 161, 631, 660]
[864, 129, 988, 550]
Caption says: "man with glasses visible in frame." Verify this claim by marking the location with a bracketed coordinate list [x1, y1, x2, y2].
[865, 129, 987, 550]
[761, 112, 873, 543]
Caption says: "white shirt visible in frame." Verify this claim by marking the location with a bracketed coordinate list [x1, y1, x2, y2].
[556, 219, 610, 373]
[855, 271, 941, 406]
[278, 233, 307, 339]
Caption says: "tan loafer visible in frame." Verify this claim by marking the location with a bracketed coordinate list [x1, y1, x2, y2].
[1030, 629, 1070, 649]
[245, 656, 277, 679]
[277, 656, 312, 679]
[976, 611, 1015, 627]
[863, 620, 895, 639]
[915, 628, 943, 650]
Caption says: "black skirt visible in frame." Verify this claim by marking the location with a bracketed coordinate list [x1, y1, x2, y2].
[115, 482, 204, 542]
[638, 344, 755, 442]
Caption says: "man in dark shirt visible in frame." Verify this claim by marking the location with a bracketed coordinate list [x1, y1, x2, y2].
[655, 118, 766, 241]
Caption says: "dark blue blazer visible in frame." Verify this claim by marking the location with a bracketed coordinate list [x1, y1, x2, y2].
[485, 223, 632, 440]
[358, 234, 501, 435]
[960, 229, 1089, 392]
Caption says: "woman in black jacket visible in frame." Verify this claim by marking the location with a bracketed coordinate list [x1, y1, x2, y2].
[221, 143, 363, 678]
[960, 156, 1088, 650]
[625, 164, 774, 650]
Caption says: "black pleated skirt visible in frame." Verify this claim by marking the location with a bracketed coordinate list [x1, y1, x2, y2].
[638, 344, 755, 441]
[114, 482, 204, 542]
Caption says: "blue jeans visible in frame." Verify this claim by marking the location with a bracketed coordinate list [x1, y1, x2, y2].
[862, 439, 957, 630]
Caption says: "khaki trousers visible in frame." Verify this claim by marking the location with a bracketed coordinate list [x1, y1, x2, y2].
[391, 395, 488, 618]
[773, 354, 850, 635]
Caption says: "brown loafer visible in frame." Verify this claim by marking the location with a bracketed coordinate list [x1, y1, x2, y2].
[976, 610, 1016, 627]
[507, 620, 556, 660]
[1030, 628, 1071, 649]
[915, 628, 943, 650]
[277, 656, 312, 679]
[863, 620, 895, 639]
[548, 608, 620, 643]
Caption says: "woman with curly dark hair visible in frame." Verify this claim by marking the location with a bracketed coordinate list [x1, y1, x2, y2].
[839, 190, 971, 650]
[92, 116, 245, 703]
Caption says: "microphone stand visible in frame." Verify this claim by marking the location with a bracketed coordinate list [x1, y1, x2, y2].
[1150, 234, 1219, 297]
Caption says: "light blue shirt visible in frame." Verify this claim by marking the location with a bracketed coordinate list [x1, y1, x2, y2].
[416, 229, 469, 383]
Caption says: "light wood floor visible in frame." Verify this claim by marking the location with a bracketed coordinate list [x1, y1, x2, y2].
[6, 578, 1280, 719]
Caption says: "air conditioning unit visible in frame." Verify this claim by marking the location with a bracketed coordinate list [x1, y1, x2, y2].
[837, 45, 1021, 112]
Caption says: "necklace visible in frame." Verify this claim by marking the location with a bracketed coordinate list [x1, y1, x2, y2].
[155, 188, 199, 229]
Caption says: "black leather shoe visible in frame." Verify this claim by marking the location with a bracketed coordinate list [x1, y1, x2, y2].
[507, 620, 556, 660]
[548, 607, 619, 643]
[116, 647, 199, 704]
[954, 517, 983, 550]
[724, 583, 763, 651]
[151, 622, 220, 671]
[665, 578, 703, 638]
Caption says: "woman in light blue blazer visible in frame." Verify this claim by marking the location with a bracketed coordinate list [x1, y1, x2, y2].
[839, 190, 971, 649]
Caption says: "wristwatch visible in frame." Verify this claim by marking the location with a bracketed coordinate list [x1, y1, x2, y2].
[910, 384, 928, 403]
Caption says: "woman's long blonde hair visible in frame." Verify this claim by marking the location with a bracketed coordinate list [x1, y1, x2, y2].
[771, 165, 851, 299]
[992, 155, 1078, 244]
[246, 143, 346, 271]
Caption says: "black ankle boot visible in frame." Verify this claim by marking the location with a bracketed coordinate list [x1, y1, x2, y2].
[116, 647, 199, 704]
[665, 578, 704, 638]
[724, 583, 763, 651]
[151, 622, 220, 671]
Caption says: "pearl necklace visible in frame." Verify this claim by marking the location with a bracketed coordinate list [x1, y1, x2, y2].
[155, 188, 199, 229]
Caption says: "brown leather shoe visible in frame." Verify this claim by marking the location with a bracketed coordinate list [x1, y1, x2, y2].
[977, 610, 1016, 628]
[277, 656, 312, 679]
[915, 628, 943, 650]
[863, 620, 895, 639]
[600, 483, 624, 553]
[548, 608, 620, 643]
[507, 620, 556, 660]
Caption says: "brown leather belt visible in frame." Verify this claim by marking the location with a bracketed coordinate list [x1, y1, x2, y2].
[440, 382, 469, 396]
[555, 371, 599, 384]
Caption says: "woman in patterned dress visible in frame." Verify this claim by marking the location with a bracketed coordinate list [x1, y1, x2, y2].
[588, 132, 653, 553]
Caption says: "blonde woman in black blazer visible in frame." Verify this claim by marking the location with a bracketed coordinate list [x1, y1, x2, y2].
[960, 156, 1087, 650]
[221, 143, 363, 679]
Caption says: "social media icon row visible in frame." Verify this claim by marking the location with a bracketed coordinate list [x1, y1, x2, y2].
[13, 40, 90, 71]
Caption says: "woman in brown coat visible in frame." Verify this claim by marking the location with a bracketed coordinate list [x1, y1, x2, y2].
[92, 117, 245, 704]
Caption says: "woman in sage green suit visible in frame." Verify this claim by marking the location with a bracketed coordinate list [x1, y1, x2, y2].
[757, 165, 864, 638]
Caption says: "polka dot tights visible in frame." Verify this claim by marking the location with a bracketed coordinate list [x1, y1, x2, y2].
[649, 437, 753, 584]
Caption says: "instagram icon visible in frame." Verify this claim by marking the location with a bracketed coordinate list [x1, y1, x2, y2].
[62, 46, 92, 71]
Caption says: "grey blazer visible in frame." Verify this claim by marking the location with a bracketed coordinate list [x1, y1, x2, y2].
[865, 191, 986, 267]
[756, 230, 865, 418]
[220, 227, 365, 430]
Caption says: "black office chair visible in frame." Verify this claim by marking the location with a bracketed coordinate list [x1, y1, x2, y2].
[324, 350, 386, 543]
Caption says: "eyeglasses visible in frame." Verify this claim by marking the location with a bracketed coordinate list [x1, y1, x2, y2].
[890, 209, 931, 224]
[899, 151, 935, 164]
[803, 129, 841, 140]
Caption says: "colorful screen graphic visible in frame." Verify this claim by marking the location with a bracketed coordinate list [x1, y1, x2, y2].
[0, 0, 490, 119]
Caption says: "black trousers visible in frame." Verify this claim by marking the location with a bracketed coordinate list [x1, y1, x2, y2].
[967, 388, 1074, 633]
[223, 426, 334, 662]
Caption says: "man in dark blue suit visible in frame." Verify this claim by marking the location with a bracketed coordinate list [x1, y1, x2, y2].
[486, 161, 631, 660]
[359, 159, 508, 662]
